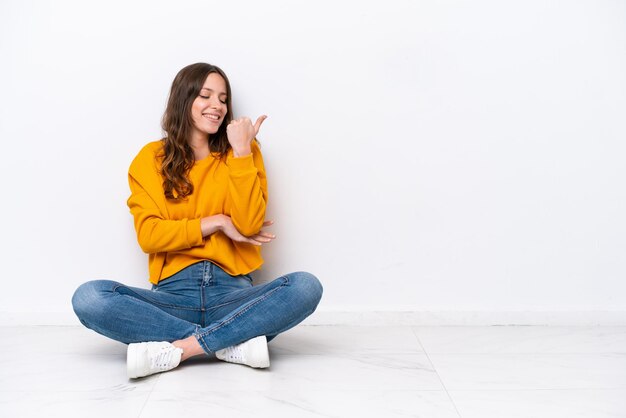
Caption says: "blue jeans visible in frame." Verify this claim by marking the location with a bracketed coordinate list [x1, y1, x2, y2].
[71, 261, 323, 354]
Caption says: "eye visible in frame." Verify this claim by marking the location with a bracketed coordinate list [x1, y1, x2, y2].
[198, 94, 227, 104]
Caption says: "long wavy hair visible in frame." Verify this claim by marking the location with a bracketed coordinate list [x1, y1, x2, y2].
[160, 63, 233, 200]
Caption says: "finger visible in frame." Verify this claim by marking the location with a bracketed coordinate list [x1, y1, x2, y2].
[254, 115, 268, 135]
[262, 220, 274, 226]
[232, 232, 259, 244]
[255, 231, 276, 239]
[250, 234, 274, 242]
[250, 236, 272, 243]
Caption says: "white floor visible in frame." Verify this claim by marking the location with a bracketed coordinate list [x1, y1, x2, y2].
[1, 325, 625, 418]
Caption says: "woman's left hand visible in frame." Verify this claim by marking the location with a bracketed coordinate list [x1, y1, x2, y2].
[227, 115, 267, 157]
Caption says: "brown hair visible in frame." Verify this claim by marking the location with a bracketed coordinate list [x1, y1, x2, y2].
[160, 63, 233, 200]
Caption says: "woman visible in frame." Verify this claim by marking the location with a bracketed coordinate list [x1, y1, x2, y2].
[71, 62, 323, 379]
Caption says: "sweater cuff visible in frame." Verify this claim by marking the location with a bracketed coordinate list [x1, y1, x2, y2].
[186, 218, 204, 247]
[226, 153, 257, 173]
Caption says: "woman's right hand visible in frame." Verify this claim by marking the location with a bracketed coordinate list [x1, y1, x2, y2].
[227, 115, 267, 157]
[218, 216, 276, 246]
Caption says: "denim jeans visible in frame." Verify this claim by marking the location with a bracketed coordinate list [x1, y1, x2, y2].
[71, 261, 323, 354]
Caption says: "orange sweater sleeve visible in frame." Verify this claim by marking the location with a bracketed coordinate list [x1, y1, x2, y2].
[225, 140, 268, 236]
[126, 142, 204, 254]
[127, 175, 204, 254]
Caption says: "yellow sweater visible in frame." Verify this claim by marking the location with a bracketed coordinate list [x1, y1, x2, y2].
[127, 139, 267, 284]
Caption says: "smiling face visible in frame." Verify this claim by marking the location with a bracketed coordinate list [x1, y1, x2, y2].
[190, 72, 229, 140]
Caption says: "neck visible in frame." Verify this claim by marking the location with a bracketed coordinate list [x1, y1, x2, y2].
[189, 131, 210, 160]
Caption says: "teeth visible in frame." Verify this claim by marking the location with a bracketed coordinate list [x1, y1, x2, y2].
[204, 114, 219, 120]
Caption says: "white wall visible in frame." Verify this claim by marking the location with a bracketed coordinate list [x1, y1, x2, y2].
[1, 0, 625, 324]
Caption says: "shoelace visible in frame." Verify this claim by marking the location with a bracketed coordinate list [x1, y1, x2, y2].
[221, 345, 244, 361]
[151, 346, 177, 371]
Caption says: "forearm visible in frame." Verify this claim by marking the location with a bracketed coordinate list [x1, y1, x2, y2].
[136, 215, 227, 253]
[224, 140, 268, 235]
[135, 217, 203, 254]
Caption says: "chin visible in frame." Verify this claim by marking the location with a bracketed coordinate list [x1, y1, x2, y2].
[203, 126, 220, 135]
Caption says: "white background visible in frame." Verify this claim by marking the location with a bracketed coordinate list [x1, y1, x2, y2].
[1, 0, 624, 322]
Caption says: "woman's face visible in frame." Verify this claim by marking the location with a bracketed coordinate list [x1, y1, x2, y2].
[190, 72, 228, 138]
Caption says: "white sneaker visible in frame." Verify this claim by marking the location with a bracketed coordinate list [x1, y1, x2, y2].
[127, 341, 183, 379]
[215, 335, 270, 368]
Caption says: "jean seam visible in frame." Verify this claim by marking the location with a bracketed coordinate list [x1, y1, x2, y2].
[204, 292, 263, 311]
[196, 333, 212, 354]
[112, 283, 202, 312]
[196, 275, 290, 341]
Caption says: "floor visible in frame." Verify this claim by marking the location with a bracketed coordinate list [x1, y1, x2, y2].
[1, 325, 625, 417]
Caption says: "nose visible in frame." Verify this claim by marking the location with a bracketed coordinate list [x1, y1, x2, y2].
[208, 96, 224, 109]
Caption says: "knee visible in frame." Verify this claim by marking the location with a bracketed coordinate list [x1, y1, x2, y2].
[71, 280, 113, 321]
[289, 271, 323, 309]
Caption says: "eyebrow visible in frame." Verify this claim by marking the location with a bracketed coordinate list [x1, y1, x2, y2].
[200, 88, 227, 96]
